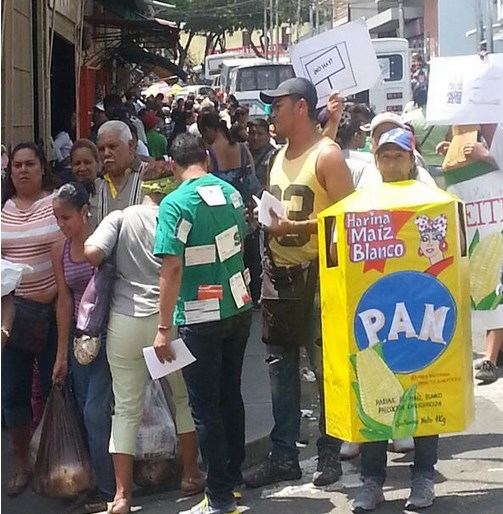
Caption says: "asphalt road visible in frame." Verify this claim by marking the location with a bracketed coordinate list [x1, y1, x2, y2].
[2, 325, 502, 514]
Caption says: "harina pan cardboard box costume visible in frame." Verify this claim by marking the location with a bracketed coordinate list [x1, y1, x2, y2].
[318, 181, 474, 443]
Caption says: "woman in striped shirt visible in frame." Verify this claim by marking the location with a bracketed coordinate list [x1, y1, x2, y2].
[1, 142, 63, 497]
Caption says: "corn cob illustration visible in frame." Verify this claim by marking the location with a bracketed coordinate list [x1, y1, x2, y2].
[469, 232, 503, 305]
[355, 346, 404, 427]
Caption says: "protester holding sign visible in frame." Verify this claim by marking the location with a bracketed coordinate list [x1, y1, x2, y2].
[244, 78, 353, 489]
[440, 123, 503, 384]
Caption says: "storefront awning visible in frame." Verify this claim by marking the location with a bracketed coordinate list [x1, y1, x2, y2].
[117, 42, 187, 81]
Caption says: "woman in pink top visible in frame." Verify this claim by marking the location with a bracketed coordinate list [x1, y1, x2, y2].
[1, 143, 63, 497]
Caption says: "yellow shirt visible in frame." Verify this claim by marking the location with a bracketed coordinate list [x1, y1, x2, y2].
[268, 137, 334, 266]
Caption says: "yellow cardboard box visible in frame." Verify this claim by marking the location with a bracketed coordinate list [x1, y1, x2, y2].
[318, 181, 474, 443]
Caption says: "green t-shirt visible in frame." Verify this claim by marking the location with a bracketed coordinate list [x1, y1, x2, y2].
[403, 107, 449, 167]
[154, 173, 252, 326]
[146, 130, 168, 160]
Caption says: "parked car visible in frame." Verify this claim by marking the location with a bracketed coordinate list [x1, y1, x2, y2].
[175, 85, 215, 100]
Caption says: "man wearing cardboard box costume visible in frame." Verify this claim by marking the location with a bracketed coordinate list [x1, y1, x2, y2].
[316, 128, 473, 512]
[244, 78, 354, 488]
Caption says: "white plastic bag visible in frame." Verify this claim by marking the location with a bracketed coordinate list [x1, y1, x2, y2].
[1, 259, 32, 297]
[135, 379, 177, 460]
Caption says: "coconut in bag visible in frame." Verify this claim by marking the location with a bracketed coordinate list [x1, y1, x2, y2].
[32, 386, 95, 497]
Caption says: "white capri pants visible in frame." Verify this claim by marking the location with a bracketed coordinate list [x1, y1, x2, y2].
[107, 311, 194, 456]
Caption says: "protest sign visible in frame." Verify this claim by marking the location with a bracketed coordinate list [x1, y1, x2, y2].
[318, 181, 474, 443]
[426, 54, 503, 125]
[289, 21, 381, 107]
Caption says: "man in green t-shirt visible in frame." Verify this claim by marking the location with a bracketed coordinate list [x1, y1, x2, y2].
[153, 133, 252, 514]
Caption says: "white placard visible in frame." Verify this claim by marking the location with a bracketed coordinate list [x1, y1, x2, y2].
[231, 191, 243, 209]
[185, 244, 216, 266]
[197, 185, 226, 206]
[184, 298, 221, 324]
[426, 54, 503, 125]
[229, 272, 251, 309]
[176, 218, 192, 243]
[215, 225, 241, 262]
[289, 21, 381, 107]
[143, 339, 196, 380]
[257, 191, 286, 227]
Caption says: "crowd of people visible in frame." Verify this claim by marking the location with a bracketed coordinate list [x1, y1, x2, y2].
[1, 60, 502, 514]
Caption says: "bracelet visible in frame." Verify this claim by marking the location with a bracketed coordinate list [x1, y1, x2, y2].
[157, 324, 172, 331]
[1, 327, 10, 339]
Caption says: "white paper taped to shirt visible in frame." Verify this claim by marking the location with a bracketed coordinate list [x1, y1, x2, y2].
[177, 218, 192, 243]
[215, 225, 241, 262]
[185, 244, 216, 266]
[184, 298, 221, 324]
[197, 185, 226, 206]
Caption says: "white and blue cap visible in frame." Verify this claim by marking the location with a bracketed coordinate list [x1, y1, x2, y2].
[376, 127, 415, 154]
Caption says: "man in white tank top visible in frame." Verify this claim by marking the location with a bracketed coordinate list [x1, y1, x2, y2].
[244, 78, 354, 489]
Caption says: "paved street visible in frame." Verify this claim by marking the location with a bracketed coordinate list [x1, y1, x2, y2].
[2, 320, 502, 514]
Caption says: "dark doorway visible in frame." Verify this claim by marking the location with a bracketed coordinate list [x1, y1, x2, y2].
[51, 34, 76, 142]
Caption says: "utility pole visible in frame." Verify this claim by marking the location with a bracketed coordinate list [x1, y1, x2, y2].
[296, 0, 301, 43]
[264, 0, 268, 59]
[315, 0, 320, 33]
[269, 0, 273, 60]
[398, 0, 405, 39]
[474, 0, 484, 50]
[275, 0, 280, 61]
[486, 0, 494, 52]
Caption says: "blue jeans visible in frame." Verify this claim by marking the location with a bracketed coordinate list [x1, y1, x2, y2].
[1, 312, 57, 427]
[68, 337, 115, 499]
[361, 435, 439, 485]
[267, 339, 342, 462]
[180, 310, 252, 507]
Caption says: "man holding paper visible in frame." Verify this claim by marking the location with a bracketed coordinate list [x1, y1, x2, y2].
[153, 133, 252, 514]
[245, 77, 354, 489]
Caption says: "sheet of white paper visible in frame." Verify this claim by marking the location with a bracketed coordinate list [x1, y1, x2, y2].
[197, 185, 226, 206]
[289, 21, 380, 107]
[176, 218, 192, 243]
[258, 191, 286, 227]
[143, 339, 196, 380]
[229, 271, 251, 309]
[252, 195, 262, 209]
[426, 54, 503, 125]
[184, 298, 221, 324]
[185, 244, 216, 267]
[243, 267, 251, 286]
[215, 225, 241, 262]
[231, 191, 243, 209]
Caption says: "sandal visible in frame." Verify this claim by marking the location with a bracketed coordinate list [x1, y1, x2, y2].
[6, 468, 32, 497]
[107, 498, 130, 514]
[181, 475, 206, 497]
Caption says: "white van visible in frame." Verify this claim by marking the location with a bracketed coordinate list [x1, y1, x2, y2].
[348, 38, 411, 114]
[220, 57, 269, 95]
[230, 62, 295, 118]
[204, 52, 254, 81]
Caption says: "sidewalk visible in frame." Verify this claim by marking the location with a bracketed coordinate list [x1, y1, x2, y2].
[1, 311, 278, 513]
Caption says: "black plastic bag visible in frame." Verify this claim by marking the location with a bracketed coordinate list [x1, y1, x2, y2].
[32, 386, 96, 498]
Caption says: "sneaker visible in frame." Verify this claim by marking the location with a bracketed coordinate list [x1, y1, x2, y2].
[405, 472, 435, 509]
[352, 477, 385, 513]
[475, 360, 498, 384]
[178, 495, 238, 514]
[340, 442, 361, 461]
[313, 447, 342, 486]
[244, 454, 301, 488]
[232, 486, 242, 503]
